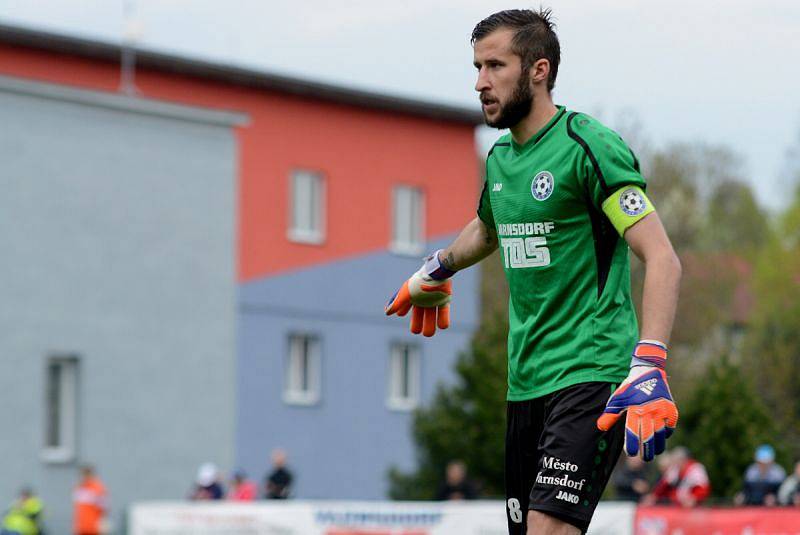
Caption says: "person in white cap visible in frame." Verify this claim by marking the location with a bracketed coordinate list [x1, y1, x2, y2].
[189, 463, 225, 500]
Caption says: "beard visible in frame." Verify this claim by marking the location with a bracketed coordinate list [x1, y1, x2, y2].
[483, 70, 533, 129]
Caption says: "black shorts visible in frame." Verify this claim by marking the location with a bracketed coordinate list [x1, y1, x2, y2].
[505, 381, 625, 534]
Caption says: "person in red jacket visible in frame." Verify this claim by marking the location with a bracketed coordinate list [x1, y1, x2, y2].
[73, 465, 107, 535]
[228, 470, 257, 501]
[644, 447, 710, 507]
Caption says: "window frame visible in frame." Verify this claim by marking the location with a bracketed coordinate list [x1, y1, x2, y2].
[387, 342, 421, 411]
[41, 355, 79, 464]
[287, 169, 326, 245]
[390, 185, 425, 256]
[283, 333, 322, 406]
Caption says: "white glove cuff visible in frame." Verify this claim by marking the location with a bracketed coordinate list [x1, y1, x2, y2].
[423, 249, 456, 281]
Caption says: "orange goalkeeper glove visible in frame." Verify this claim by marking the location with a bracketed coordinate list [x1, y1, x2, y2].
[384, 250, 454, 337]
[597, 341, 679, 461]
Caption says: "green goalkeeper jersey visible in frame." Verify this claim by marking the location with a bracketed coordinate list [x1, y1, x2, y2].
[478, 106, 647, 401]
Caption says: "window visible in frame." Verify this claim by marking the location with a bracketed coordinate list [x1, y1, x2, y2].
[288, 170, 325, 244]
[387, 343, 420, 411]
[391, 186, 424, 255]
[42, 356, 79, 463]
[284, 335, 321, 405]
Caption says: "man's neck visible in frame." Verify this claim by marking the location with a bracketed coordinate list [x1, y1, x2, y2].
[510, 98, 558, 146]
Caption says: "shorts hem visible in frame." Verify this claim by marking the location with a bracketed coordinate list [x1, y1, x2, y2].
[528, 503, 589, 532]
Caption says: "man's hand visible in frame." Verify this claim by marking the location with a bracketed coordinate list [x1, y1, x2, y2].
[385, 250, 454, 337]
[597, 341, 678, 461]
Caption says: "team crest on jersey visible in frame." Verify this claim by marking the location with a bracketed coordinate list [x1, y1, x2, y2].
[620, 188, 647, 216]
[531, 171, 554, 201]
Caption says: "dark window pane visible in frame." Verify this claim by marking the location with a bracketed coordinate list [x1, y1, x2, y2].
[46, 363, 61, 448]
[301, 343, 309, 392]
[400, 346, 411, 399]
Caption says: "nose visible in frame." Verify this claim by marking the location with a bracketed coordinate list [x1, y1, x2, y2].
[475, 67, 490, 93]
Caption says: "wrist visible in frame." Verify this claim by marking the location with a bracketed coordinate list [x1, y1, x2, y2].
[423, 249, 457, 280]
[630, 339, 668, 369]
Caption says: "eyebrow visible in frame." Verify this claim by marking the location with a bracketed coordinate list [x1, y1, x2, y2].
[474, 58, 504, 69]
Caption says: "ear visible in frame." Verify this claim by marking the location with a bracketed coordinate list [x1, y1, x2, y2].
[530, 58, 550, 86]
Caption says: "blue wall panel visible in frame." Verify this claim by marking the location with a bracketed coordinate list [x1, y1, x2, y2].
[236, 238, 481, 498]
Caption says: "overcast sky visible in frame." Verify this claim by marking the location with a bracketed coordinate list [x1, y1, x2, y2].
[2, 0, 798, 209]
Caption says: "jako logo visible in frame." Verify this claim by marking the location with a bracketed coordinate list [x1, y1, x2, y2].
[493, 183, 503, 192]
[556, 490, 579, 504]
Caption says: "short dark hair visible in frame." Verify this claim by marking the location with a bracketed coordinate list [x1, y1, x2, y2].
[471, 8, 560, 92]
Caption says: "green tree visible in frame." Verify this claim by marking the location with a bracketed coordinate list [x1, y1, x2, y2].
[784, 188, 800, 246]
[702, 180, 769, 254]
[675, 355, 779, 499]
[741, 188, 800, 459]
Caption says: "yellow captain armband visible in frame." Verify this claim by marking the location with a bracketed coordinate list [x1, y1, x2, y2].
[601, 185, 655, 236]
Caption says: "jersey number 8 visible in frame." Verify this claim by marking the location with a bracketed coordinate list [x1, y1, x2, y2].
[507, 498, 523, 524]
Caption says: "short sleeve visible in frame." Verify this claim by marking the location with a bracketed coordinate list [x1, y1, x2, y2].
[476, 177, 495, 228]
[567, 113, 646, 210]
[477, 146, 498, 228]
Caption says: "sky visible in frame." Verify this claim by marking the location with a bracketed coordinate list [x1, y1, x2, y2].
[1, 0, 798, 209]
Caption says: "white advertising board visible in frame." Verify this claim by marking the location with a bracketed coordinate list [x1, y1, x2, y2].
[129, 500, 634, 535]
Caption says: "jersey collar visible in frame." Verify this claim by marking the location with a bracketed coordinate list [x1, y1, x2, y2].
[511, 105, 567, 153]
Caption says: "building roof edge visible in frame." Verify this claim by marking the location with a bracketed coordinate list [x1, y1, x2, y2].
[0, 22, 484, 125]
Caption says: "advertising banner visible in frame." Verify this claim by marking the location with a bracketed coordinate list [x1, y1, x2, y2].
[635, 505, 800, 535]
[129, 500, 635, 535]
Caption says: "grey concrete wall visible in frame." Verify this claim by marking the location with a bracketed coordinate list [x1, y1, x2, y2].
[0, 77, 241, 533]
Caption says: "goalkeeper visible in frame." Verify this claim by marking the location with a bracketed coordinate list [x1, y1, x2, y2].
[385, 8, 681, 535]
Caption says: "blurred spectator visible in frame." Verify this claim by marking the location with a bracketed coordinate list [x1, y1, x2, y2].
[642, 449, 674, 505]
[436, 460, 478, 500]
[644, 447, 710, 507]
[73, 465, 107, 535]
[228, 470, 257, 501]
[778, 461, 800, 506]
[738, 444, 786, 506]
[613, 455, 653, 502]
[189, 463, 225, 500]
[265, 450, 293, 499]
[1, 487, 44, 535]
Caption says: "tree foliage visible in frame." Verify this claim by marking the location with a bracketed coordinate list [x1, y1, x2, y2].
[702, 182, 769, 253]
[674, 355, 779, 499]
[741, 188, 800, 459]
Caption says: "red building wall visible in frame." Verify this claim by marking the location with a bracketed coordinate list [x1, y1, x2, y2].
[0, 45, 479, 281]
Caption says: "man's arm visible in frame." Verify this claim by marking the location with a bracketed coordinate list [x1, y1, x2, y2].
[597, 210, 681, 461]
[439, 216, 499, 272]
[624, 212, 682, 343]
[384, 217, 497, 336]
